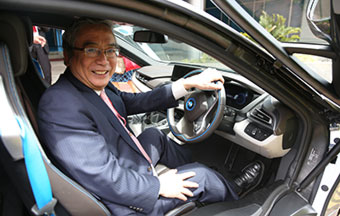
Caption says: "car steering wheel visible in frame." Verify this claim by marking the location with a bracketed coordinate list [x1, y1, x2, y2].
[167, 70, 226, 143]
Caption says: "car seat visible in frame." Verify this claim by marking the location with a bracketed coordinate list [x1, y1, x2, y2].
[0, 12, 112, 216]
[0, 12, 197, 216]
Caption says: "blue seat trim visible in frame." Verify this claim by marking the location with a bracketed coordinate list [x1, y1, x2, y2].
[17, 117, 55, 215]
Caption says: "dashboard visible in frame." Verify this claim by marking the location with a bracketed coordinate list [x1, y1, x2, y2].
[132, 64, 297, 159]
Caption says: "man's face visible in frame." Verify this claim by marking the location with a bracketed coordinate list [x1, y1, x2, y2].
[67, 23, 117, 91]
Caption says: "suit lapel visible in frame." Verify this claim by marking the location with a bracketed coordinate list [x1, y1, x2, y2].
[64, 69, 141, 154]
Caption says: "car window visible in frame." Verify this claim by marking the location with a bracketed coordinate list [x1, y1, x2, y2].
[48, 23, 236, 85]
[113, 24, 234, 72]
[206, 0, 329, 45]
[293, 54, 332, 83]
[206, 0, 333, 83]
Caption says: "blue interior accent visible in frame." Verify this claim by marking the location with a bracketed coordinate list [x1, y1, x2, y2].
[16, 117, 54, 215]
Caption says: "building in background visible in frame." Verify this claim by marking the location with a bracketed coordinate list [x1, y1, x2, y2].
[45, 29, 63, 60]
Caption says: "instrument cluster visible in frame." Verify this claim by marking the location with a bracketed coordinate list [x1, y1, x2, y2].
[224, 82, 258, 110]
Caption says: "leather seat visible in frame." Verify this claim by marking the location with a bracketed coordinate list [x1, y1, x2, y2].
[0, 12, 196, 216]
[165, 202, 197, 216]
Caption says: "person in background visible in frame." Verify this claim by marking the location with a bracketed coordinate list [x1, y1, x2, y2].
[31, 26, 52, 84]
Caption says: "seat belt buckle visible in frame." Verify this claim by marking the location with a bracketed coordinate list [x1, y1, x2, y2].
[31, 198, 57, 216]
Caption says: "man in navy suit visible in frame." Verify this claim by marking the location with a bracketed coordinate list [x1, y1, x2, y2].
[38, 18, 264, 215]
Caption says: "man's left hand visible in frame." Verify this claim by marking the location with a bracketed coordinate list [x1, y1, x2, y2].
[181, 68, 224, 91]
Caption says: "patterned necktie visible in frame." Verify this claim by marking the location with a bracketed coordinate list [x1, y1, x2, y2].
[100, 90, 156, 175]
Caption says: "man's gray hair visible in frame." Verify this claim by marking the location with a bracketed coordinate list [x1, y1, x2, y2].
[62, 18, 114, 58]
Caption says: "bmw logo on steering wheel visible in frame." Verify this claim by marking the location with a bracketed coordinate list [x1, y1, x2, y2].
[186, 98, 196, 111]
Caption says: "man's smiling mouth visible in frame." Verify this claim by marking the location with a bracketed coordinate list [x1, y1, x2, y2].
[92, 70, 108, 75]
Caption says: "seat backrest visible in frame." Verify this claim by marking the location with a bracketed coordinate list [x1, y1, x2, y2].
[0, 12, 111, 216]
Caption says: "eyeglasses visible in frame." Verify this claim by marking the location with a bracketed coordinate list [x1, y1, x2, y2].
[72, 47, 120, 58]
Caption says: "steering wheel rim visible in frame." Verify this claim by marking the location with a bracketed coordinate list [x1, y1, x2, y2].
[167, 69, 226, 143]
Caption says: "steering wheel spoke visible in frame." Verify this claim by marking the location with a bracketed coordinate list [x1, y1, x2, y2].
[179, 117, 195, 137]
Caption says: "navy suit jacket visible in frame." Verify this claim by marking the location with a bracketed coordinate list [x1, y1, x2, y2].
[38, 69, 178, 215]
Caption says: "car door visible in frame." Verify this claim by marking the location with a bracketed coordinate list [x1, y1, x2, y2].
[211, 0, 340, 215]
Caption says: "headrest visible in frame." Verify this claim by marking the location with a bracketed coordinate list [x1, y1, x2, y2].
[0, 13, 32, 77]
[20, 16, 33, 47]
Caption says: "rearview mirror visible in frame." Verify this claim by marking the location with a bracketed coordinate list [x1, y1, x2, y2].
[133, 30, 168, 43]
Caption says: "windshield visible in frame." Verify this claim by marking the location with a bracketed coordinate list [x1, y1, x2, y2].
[113, 24, 233, 72]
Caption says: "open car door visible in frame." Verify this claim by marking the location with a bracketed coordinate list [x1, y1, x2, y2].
[210, 0, 340, 215]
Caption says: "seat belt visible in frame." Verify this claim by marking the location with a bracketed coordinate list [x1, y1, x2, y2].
[16, 118, 57, 216]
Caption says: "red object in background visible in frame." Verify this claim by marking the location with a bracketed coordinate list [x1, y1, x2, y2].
[32, 26, 39, 36]
[112, 56, 141, 93]
[122, 56, 140, 72]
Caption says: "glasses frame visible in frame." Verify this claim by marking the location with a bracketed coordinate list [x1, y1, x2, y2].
[72, 46, 120, 58]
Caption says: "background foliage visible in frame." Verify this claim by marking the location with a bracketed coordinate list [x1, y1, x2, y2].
[243, 11, 301, 42]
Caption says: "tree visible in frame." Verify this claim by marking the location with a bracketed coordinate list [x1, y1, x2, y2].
[243, 11, 301, 42]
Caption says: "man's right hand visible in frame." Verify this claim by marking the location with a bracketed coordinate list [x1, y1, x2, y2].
[158, 169, 199, 201]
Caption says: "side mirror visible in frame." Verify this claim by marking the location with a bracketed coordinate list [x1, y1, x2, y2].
[306, 0, 331, 43]
[133, 30, 168, 43]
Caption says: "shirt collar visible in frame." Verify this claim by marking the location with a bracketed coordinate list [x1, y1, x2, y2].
[94, 89, 102, 95]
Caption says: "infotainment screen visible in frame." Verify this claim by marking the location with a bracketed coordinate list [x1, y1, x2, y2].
[171, 65, 198, 81]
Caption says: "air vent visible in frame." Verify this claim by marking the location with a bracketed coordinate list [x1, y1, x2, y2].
[250, 108, 272, 125]
[135, 72, 151, 84]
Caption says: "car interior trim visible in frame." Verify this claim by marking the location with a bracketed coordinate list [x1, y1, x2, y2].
[216, 119, 288, 159]
[131, 72, 151, 92]
[0, 74, 24, 160]
[283, 43, 336, 59]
